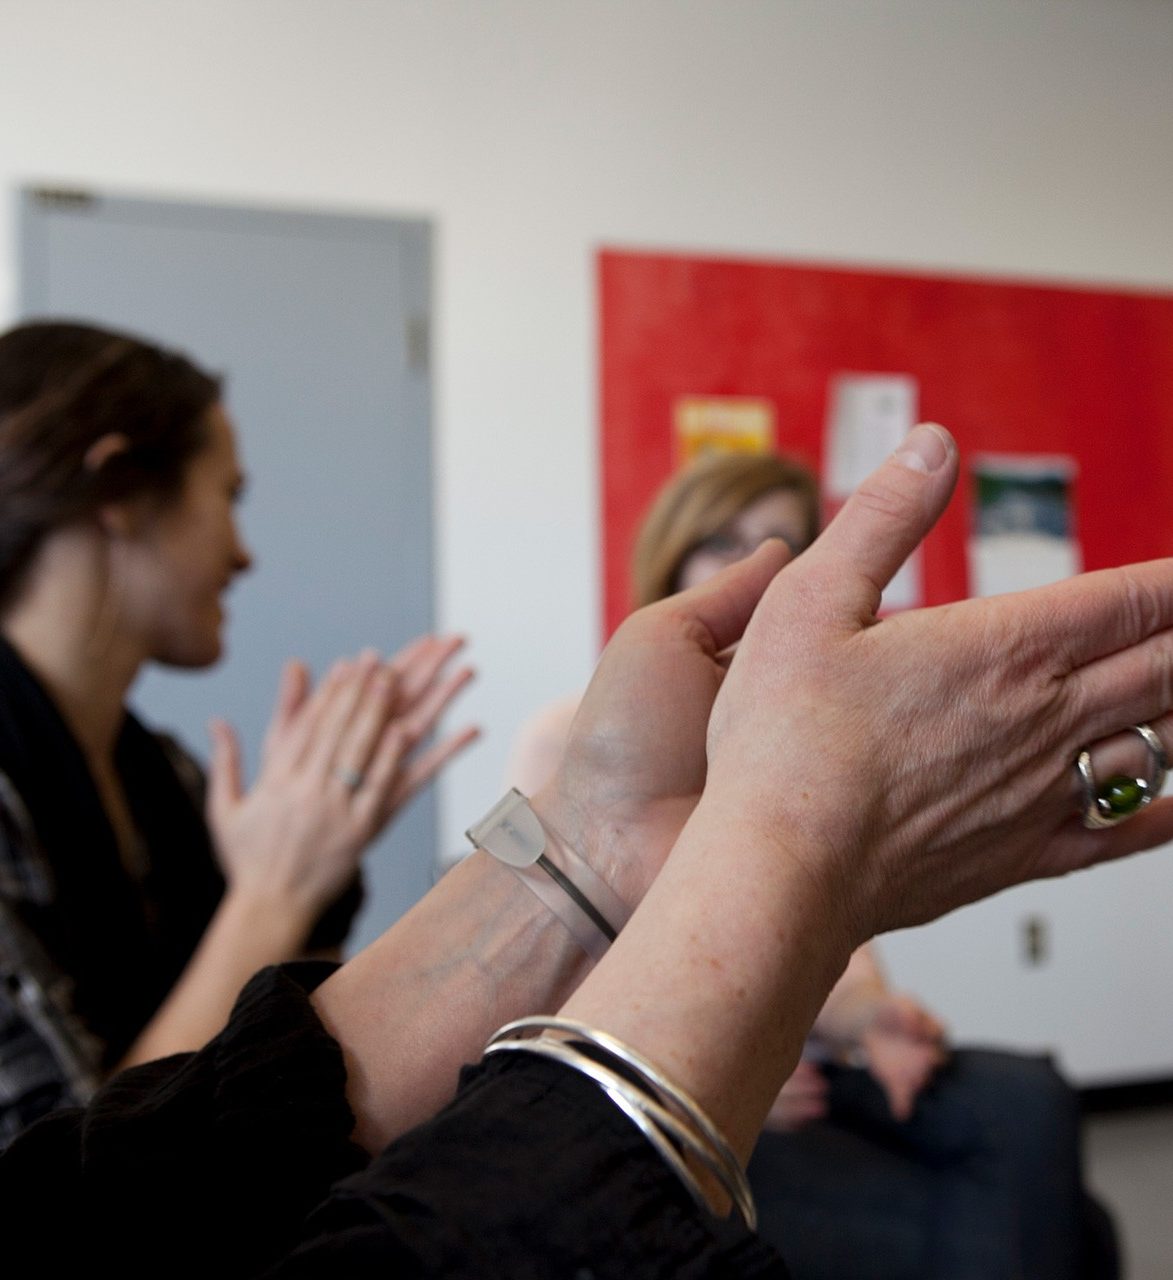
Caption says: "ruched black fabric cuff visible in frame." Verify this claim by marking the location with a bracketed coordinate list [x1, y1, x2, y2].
[274, 1050, 790, 1279]
[1, 962, 366, 1280]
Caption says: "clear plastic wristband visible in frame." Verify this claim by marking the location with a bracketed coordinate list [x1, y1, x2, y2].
[466, 789, 631, 961]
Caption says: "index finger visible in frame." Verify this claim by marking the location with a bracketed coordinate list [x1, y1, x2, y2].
[1012, 558, 1173, 674]
[261, 659, 310, 762]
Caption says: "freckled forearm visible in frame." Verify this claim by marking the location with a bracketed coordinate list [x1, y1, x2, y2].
[311, 851, 593, 1153]
[557, 797, 855, 1162]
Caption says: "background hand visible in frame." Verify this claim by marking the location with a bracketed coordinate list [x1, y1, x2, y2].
[765, 1060, 830, 1132]
[764, 993, 944, 1130]
[379, 634, 482, 812]
[808, 945, 947, 1122]
[858, 992, 947, 1121]
[208, 638, 477, 927]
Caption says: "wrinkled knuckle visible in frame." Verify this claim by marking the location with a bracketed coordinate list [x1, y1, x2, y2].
[999, 596, 1064, 673]
[676, 611, 717, 655]
[851, 473, 916, 524]
[1121, 572, 1165, 643]
[1147, 637, 1173, 712]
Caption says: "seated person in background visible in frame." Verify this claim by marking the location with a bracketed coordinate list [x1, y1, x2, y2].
[0, 321, 477, 1147]
[509, 449, 1118, 1279]
[2, 423, 1169, 1278]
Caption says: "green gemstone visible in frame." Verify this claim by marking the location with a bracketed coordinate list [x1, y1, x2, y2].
[1098, 775, 1148, 816]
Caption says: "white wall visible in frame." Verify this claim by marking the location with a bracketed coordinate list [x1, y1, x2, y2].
[3, 0, 1173, 1076]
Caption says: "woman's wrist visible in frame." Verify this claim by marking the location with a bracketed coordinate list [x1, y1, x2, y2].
[217, 881, 318, 956]
[527, 784, 659, 922]
[469, 789, 631, 960]
[311, 848, 595, 1153]
[559, 792, 858, 1160]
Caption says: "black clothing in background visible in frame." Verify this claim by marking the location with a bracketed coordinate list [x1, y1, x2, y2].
[1, 964, 367, 1278]
[0, 633, 225, 1064]
[0, 633, 361, 1141]
[749, 1054, 1119, 1280]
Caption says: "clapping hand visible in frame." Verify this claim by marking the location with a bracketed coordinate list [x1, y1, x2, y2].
[857, 992, 948, 1121]
[208, 636, 478, 928]
[765, 1060, 831, 1132]
[705, 423, 1173, 943]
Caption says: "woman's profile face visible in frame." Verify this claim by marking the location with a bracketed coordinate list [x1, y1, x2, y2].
[117, 404, 253, 669]
[676, 488, 812, 592]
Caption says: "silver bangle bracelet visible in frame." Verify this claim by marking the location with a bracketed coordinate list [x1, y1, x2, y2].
[485, 1017, 756, 1230]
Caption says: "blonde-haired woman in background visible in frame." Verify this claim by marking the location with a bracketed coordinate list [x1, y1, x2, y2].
[508, 449, 1117, 1280]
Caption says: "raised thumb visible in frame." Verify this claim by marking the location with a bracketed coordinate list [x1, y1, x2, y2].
[806, 423, 958, 624]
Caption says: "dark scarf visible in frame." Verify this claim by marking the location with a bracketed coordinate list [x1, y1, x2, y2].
[0, 636, 224, 1066]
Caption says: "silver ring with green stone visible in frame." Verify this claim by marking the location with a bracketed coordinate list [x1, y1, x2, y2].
[1077, 724, 1168, 830]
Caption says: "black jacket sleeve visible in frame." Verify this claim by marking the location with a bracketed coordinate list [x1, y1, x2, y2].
[271, 1052, 790, 1280]
[0, 963, 366, 1280]
[1, 962, 789, 1279]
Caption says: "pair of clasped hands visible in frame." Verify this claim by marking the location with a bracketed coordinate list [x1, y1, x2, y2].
[205, 635, 478, 927]
[548, 419, 1173, 934]
[528, 422, 1173, 1138]
[305, 421, 1173, 1163]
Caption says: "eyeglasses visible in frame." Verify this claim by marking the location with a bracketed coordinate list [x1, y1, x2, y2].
[691, 529, 810, 561]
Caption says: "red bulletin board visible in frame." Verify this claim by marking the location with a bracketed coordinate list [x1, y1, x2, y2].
[599, 249, 1173, 640]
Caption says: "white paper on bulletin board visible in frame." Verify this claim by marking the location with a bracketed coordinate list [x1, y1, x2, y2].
[823, 373, 921, 611]
[968, 453, 1080, 597]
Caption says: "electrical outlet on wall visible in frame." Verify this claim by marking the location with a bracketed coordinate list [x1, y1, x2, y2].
[1022, 915, 1050, 966]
